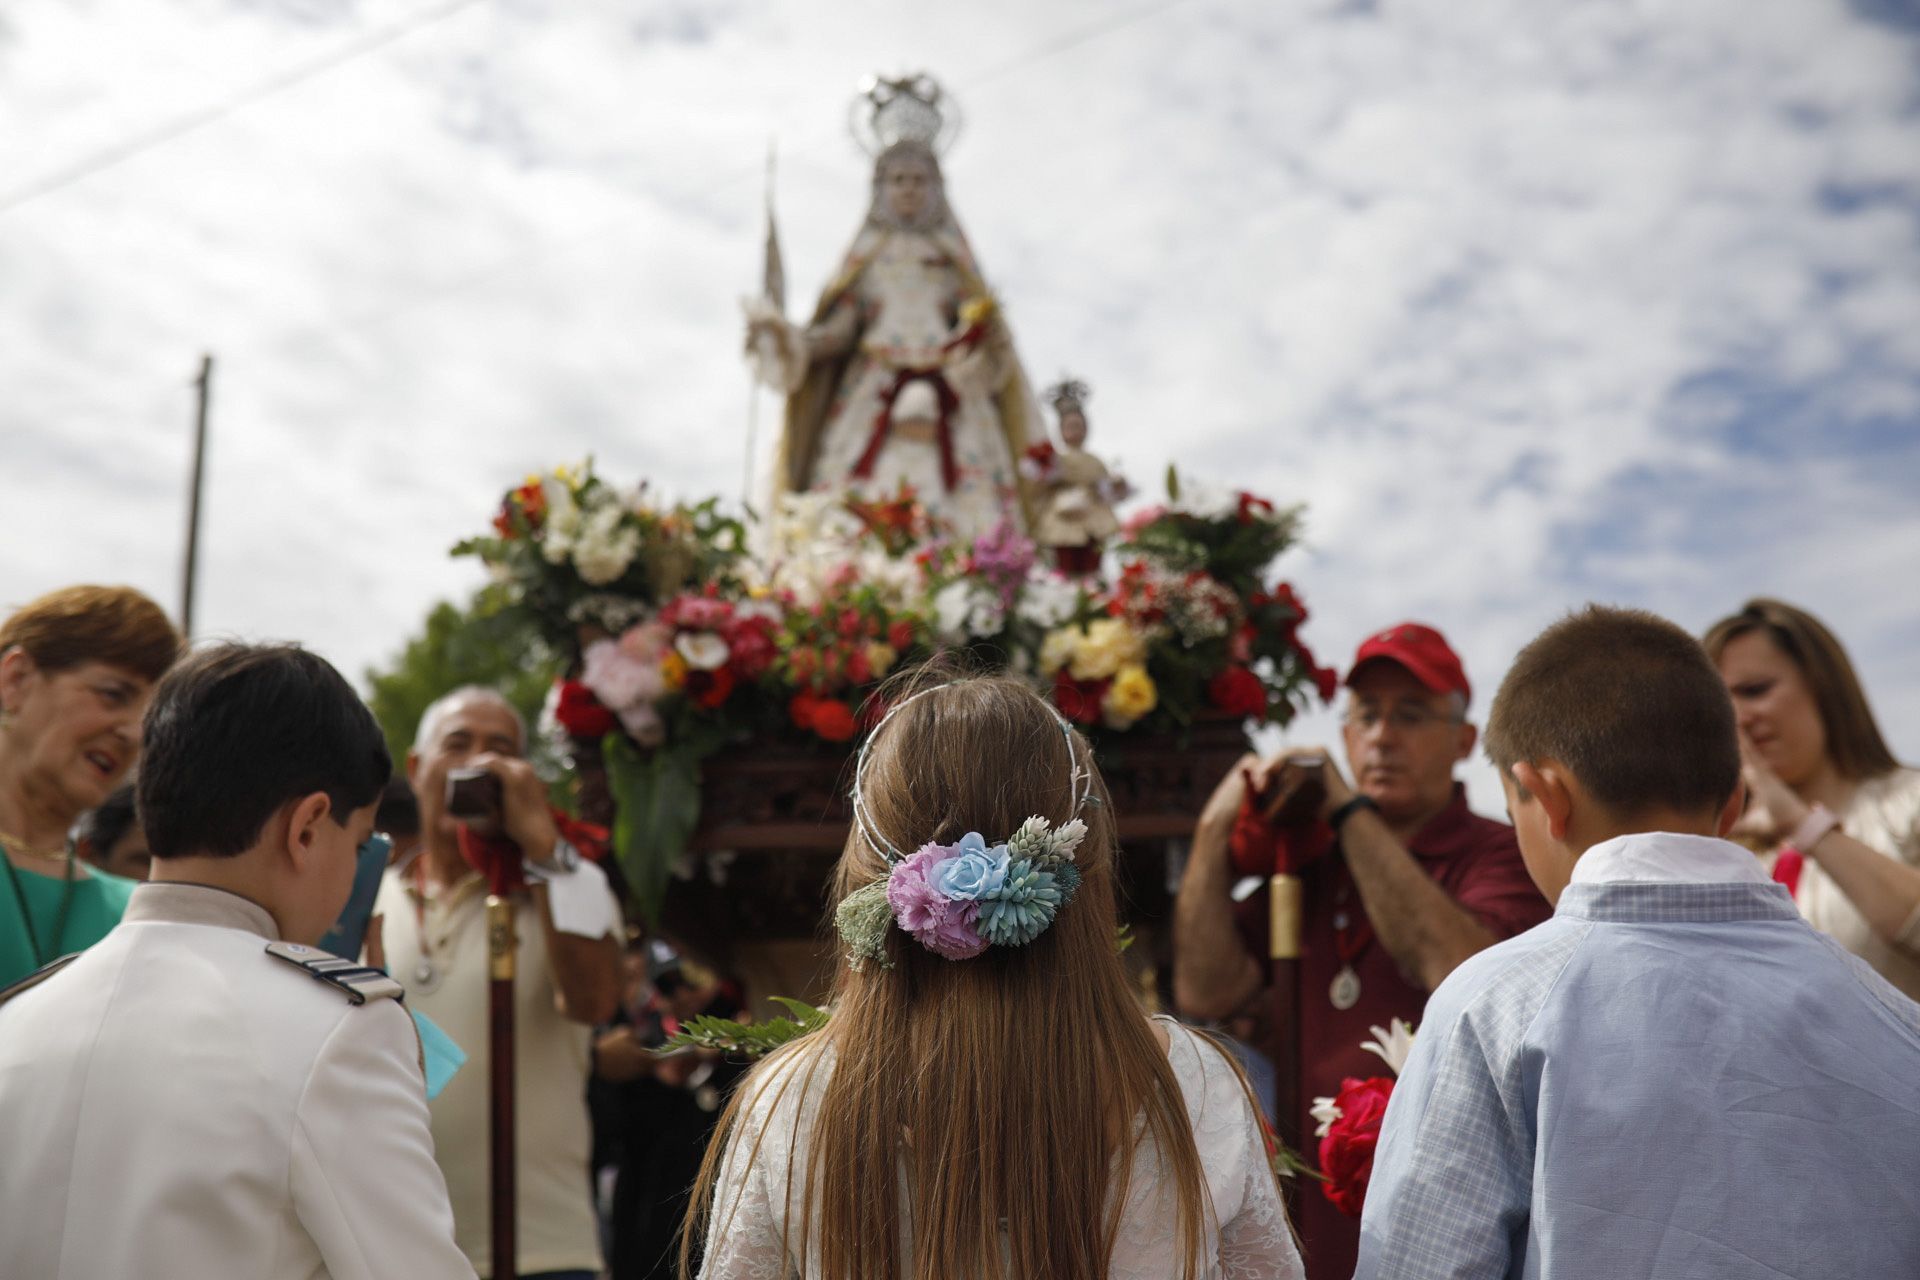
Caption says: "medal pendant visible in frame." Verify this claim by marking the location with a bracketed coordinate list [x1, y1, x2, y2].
[413, 958, 436, 987]
[1329, 964, 1362, 1011]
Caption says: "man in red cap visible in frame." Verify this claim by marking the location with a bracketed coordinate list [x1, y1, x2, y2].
[1173, 622, 1549, 1280]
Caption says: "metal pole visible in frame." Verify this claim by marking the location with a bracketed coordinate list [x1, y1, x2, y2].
[181, 354, 213, 636]
[486, 894, 517, 1280]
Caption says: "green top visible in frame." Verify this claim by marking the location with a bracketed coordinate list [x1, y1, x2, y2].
[1, 859, 137, 987]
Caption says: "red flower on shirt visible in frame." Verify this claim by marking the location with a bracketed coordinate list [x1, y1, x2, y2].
[1319, 1075, 1395, 1218]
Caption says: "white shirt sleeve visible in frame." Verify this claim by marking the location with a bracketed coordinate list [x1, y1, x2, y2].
[542, 857, 623, 939]
[291, 999, 477, 1280]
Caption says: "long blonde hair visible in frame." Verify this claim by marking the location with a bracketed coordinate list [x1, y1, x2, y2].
[683, 673, 1228, 1279]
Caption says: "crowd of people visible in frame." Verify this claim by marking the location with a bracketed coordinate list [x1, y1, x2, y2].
[0, 581, 1916, 1278]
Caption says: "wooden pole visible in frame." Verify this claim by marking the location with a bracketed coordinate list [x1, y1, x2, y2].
[1269, 872, 1303, 1157]
[486, 895, 517, 1280]
[181, 354, 213, 636]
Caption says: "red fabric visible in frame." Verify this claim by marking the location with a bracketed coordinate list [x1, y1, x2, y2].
[1772, 847, 1805, 898]
[1248, 784, 1549, 1279]
[455, 808, 609, 898]
[851, 371, 960, 492]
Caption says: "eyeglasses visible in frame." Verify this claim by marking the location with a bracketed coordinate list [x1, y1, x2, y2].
[1343, 704, 1463, 733]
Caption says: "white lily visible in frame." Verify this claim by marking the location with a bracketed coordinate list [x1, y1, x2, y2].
[674, 630, 731, 672]
[1360, 1018, 1416, 1077]
[1310, 1095, 1342, 1140]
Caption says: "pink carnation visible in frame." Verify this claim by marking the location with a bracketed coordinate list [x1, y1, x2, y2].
[661, 595, 734, 631]
[582, 639, 662, 711]
[618, 620, 674, 664]
[886, 846, 987, 960]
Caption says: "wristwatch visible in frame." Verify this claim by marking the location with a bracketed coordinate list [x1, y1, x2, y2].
[1785, 804, 1839, 858]
[1330, 794, 1381, 833]
[522, 837, 583, 883]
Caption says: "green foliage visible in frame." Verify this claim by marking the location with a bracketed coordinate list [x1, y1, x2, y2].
[655, 996, 829, 1059]
[364, 595, 564, 764]
[603, 731, 719, 927]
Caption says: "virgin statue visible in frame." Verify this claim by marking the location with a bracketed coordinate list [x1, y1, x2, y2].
[745, 75, 1042, 540]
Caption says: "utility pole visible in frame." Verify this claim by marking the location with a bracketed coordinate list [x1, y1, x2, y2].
[181, 354, 213, 637]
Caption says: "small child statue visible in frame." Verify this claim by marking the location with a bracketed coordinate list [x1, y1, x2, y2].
[1025, 378, 1127, 575]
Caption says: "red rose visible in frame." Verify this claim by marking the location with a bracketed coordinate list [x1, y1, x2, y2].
[1208, 666, 1268, 719]
[1235, 492, 1275, 523]
[1319, 1076, 1395, 1218]
[552, 679, 616, 739]
[787, 646, 820, 686]
[1315, 663, 1339, 704]
[844, 644, 873, 687]
[1051, 670, 1109, 725]
[788, 692, 818, 732]
[809, 698, 857, 742]
[888, 618, 916, 651]
[726, 619, 776, 679]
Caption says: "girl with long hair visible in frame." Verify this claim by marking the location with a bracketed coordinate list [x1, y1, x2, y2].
[683, 673, 1301, 1279]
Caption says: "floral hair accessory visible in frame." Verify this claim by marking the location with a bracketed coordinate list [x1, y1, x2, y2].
[837, 684, 1093, 967]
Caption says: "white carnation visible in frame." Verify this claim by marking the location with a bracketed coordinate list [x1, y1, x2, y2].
[1017, 569, 1082, 630]
[572, 504, 640, 586]
[674, 630, 731, 671]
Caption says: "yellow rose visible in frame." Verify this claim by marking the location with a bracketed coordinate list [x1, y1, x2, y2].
[660, 650, 689, 689]
[866, 642, 898, 679]
[1101, 663, 1158, 730]
[1069, 617, 1145, 681]
[1039, 627, 1080, 676]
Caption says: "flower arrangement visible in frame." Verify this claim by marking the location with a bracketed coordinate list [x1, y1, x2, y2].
[457, 463, 1332, 924]
[836, 818, 1088, 967]
[456, 461, 747, 648]
[1311, 1018, 1415, 1218]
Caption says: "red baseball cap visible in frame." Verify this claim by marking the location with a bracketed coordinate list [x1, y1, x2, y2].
[1346, 622, 1471, 704]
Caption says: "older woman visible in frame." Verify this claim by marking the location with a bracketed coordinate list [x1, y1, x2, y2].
[0, 585, 180, 985]
[1706, 598, 1920, 999]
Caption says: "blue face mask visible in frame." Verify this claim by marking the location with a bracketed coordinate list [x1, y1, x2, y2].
[315, 832, 392, 962]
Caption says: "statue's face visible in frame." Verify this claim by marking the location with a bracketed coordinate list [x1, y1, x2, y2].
[1060, 409, 1088, 448]
[886, 160, 933, 222]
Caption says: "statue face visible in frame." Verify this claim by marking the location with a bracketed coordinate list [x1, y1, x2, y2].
[886, 161, 933, 222]
[1060, 409, 1088, 448]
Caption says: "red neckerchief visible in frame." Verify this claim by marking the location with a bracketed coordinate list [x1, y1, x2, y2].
[454, 809, 610, 897]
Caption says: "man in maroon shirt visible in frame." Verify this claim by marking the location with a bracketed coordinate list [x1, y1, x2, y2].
[1173, 622, 1549, 1280]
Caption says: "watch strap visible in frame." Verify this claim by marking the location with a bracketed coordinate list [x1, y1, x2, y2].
[1330, 794, 1381, 833]
[1786, 803, 1839, 856]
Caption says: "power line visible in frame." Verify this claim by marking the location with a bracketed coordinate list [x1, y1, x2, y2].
[0, 0, 488, 216]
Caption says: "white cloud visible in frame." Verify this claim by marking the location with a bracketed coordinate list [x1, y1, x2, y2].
[2, 0, 1916, 817]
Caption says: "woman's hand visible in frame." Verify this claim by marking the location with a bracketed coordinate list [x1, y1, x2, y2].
[1734, 732, 1809, 845]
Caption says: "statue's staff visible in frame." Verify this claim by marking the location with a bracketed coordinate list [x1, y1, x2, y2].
[743, 141, 784, 507]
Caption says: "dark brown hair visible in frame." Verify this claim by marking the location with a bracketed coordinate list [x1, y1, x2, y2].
[0, 585, 180, 684]
[683, 668, 1271, 1280]
[1703, 598, 1899, 782]
[138, 643, 391, 859]
[1485, 605, 1740, 816]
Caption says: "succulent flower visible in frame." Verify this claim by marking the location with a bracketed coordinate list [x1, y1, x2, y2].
[976, 858, 1063, 947]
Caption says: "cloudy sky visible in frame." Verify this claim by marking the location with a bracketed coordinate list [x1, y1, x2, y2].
[4, 0, 1917, 812]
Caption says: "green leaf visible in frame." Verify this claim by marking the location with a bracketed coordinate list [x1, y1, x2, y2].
[603, 733, 707, 927]
[655, 998, 829, 1059]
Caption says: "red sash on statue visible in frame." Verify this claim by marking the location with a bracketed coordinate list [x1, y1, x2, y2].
[851, 369, 961, 492]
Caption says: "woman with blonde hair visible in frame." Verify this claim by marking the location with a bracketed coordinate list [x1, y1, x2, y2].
[1705, 598, 1920, 999]
[685, 672, 1301, 1280]
[1, 585, 181, 985]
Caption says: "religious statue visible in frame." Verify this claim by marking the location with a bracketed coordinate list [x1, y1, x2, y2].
[1026, 378, 1127, 575]
[744, 74, 1042, 541]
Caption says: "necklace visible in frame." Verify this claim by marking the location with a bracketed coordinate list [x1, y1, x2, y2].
[408, 859, 482, 992]
[2, 838, 78, 969]
[0, 829, 71, 863]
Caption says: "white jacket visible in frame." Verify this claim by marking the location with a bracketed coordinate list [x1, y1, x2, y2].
[0, 881, 475, 1280]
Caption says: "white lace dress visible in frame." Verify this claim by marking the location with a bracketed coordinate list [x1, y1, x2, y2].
[699, 1017, 1304, 1279]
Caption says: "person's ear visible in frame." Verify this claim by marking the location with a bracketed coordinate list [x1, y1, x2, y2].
[282, 792, 334, 873]
[1716, 780, 1747, 838]
[1454, 720, 1478, 763]
[0, 646, 39, 716]
[405, 747, 422, 787]
[1511, 761, 1574, 839]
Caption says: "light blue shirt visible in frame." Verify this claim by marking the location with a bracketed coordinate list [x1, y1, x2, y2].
[1355, 832, 1920, 1279]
